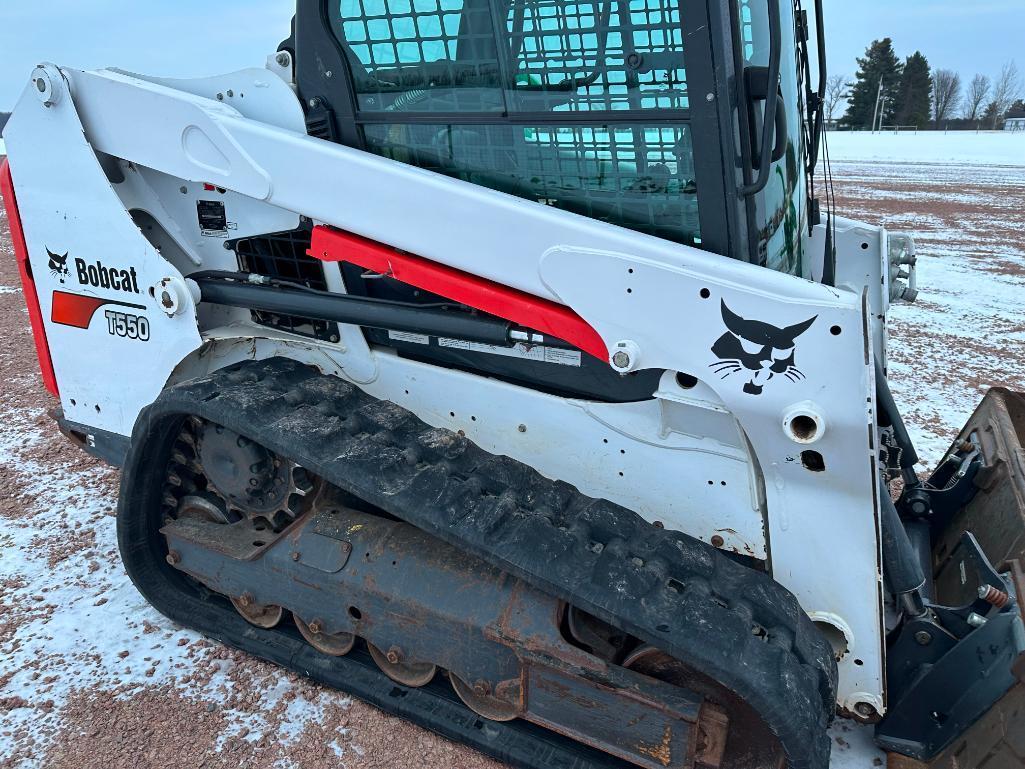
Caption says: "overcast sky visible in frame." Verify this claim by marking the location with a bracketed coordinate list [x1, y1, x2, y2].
[1, 0, 1021, 112]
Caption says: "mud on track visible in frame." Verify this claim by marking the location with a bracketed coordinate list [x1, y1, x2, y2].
[3, 154, 1023, 768]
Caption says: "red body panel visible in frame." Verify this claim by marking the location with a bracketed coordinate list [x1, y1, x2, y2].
[0, 158, 60, 397]
[309, 226, 608, 362]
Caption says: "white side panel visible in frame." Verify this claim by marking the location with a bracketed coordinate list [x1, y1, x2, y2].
[540, 247, 884, 714]
[4, 75, 202, 435]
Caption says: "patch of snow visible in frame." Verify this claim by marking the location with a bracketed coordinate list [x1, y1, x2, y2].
[828, 719, 886, 769]
[826, 130, 1025, 167]
[0, 399, 352, 766]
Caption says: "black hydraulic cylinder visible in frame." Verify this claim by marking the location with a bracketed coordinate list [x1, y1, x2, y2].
[904, 520, 935, 602]
[194, 276, 514, 347]
[880, 477, 927, 600]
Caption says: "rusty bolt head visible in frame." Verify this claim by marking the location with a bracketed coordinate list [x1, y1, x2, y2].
[472, 679, 491, 697]
[308, 620, 324, 635]
[386, 646, 403, 665]
[165, 551, 182, 566]
[710, 535, 725, 548]
[238, 592, 254, 608]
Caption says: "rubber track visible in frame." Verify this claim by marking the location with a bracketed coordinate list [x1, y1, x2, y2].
[119, 357, 837, 769]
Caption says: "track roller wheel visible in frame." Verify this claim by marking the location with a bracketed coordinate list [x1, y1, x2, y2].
[623, 645, 782, 769]
[295, 616, 356, 656]
[367, 643, 436, 687]
[449, 673, 519, 722]
[230, 593, 284, 629]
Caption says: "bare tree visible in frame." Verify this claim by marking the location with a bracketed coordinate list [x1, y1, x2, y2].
[987, 61, 1021, 128]
[824, 74, 848, 120]
[933, 69, 962, 123]
[963, 74, 991, 121]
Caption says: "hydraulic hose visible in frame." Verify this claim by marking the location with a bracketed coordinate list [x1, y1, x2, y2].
[193, 274, 516, 347]
[875, 359, 920, 470]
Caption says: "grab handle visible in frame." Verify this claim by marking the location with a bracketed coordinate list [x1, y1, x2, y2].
[740, 0, 782, 197]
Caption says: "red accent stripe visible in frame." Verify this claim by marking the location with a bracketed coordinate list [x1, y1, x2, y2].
[0, 158, 60, 397]
[308, 226, 608, 361]
[51, 292, 110, 329]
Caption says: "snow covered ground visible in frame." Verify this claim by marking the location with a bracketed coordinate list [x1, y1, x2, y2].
[825, 138, 1025, 467]
[1, 138, 1023, 768]
[826, 129, 1025, 167]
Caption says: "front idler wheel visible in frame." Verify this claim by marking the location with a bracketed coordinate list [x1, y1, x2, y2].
[295, 616, 356, 656]
[367, 643, 437, 687]
[230, 592, 284, 629]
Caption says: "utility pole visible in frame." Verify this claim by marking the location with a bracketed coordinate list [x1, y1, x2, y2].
[872, 76, 884, 133]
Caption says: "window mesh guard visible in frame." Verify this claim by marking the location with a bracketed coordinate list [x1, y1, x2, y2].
[232, 229, 340, 342]
[335, 0, 701, 246]
[338, 0, 690, 113]
[364, 122, 699, 244]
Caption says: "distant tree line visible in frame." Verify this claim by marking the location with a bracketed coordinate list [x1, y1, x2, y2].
[826, 39, 1022, 130]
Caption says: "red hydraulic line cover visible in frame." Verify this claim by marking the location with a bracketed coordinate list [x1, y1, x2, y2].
[0, 158, 60, 397]
[309, 226, 609, 362]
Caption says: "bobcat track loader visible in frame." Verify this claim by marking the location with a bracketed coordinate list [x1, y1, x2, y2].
[2, 0, 1023, 766]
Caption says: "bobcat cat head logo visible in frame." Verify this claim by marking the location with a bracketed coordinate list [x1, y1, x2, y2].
[710, 301, 816, 395]
[47, 248, 69, 283]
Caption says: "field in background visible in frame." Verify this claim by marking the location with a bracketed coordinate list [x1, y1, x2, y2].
[1, 135, 1024, 768]
[826, 130, 1024, 166]
[825, 131, 1025, 465]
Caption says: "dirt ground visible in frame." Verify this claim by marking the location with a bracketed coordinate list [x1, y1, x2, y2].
[1, 152, 1023, 769]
